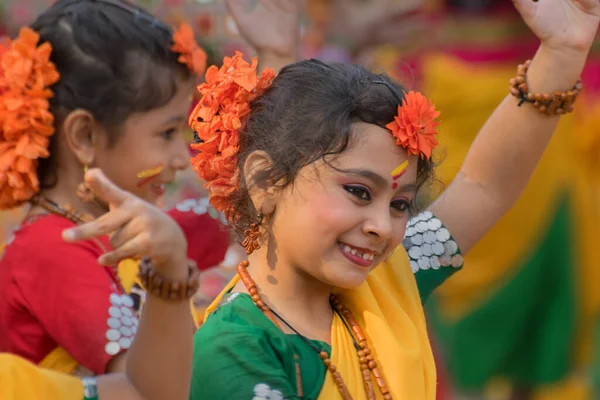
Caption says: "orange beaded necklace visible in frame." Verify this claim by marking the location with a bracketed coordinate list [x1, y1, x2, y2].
[238, 222, 393, 399]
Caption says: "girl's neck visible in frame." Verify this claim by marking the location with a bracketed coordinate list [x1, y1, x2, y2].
[233, 247, 334, 343]
[34, 184, 107, 221]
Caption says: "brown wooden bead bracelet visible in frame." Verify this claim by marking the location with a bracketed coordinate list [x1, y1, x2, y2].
[138, 257, 200, 301]
[509, 60, 582, 117]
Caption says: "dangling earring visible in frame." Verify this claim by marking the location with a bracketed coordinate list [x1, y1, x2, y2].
[76, 165, 95, 203]
[242, 213, 263, 255]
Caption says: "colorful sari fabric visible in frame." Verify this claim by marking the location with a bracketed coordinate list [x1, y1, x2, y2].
[191, 212, 463, 400]
[421, 56, 599, 400]
[0, 202, 228, 375]
[373, 6, 599, 396]
[0, 215, 135, 374]
[356, 2, 599, 396]
[0, 353, 84, 400]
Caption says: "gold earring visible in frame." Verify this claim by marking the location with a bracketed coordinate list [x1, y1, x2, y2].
[76, 165, 94, 203]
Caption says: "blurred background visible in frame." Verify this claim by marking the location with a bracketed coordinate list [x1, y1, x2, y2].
[1, 1, 599, 399]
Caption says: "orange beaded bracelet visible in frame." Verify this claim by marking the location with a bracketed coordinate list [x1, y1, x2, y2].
[138, 257, 200, 301]
[509, 60, 582, 117]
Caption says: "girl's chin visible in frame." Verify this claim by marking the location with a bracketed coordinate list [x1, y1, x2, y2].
[326, 271, 370, 291]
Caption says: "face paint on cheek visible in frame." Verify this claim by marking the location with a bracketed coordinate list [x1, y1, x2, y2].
[136, 163, 164, 188]
[390, 160, 409, 190]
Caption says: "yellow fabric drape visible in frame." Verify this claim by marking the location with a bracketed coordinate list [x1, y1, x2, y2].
[421, 53, 573, 321]
[205, 249, 437, 399]
[418, 52, 599, 399]
[569, 97, 600, 368]
[0, 353, 83, 400]
[38, 347, 78, 375]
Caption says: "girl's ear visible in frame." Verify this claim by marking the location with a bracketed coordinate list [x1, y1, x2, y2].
[61, 109, 104, 166]
[243, 150, 277, 215]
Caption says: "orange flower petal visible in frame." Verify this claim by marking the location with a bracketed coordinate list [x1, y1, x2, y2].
[170, 23, 207, 75]
[0, 26, 58, 209]
[188, 51, 275, 216]
[0, 147, 16, 171]
[388, 91, 440, 159]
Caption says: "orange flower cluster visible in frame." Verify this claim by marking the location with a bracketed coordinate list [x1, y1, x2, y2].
[386, 91, 440, 159]
[0, 27, 60, 210]
[171, 23, 207, 76]
[189, 51, 275, 216]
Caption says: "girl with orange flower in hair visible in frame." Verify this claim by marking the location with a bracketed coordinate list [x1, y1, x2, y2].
[1, 168, 200, 400]
[186, 0, 600, 399]
[0, 0, 232, 377]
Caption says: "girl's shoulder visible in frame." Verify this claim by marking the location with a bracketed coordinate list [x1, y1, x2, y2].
[1, 214, 105, 267]
[196, 292, 280, 340]
[191, 293, 303, 400]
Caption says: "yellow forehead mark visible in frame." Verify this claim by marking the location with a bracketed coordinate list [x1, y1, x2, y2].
[137, 164, 164, 179]
[390, 160, 409, 179]
[391, 160, 409, 190]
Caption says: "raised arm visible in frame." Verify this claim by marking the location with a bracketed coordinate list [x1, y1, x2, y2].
[64, 169, 194, 400]
[429, 0, 600, 254]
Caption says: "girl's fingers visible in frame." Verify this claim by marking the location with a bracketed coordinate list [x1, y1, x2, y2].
[84, 169, 130, 208]
[98, 235, 149, 266]
[108, 223, 129, 251]
[63, 208, 130, 242]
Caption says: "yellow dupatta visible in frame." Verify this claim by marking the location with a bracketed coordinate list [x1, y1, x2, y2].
[38, 348, 79, 375]
[205, 248, 436, 399]
[0, 353, 83, 400]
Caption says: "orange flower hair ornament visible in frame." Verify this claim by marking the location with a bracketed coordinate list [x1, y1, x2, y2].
[0, 18, 204, 211]
[189, 51, 275, 217]
[88, 1, 207, 75]
[386, 91, 440, 159]
[0, 27, 60, 210]
[171, 23, 207, 76]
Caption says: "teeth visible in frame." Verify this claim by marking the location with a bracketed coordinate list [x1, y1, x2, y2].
[342, 243, 376, 261]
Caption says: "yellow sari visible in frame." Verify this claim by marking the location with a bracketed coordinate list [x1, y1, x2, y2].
[0, 353, 83, 400]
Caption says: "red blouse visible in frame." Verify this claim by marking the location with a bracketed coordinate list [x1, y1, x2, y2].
[0, 204, 229, 374]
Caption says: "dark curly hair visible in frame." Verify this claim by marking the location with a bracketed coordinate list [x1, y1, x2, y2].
[227, 59, 436, 236]
[31, 0, 192, 189]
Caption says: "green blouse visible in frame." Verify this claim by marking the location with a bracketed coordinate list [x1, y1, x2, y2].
[190, 212, 462, 400]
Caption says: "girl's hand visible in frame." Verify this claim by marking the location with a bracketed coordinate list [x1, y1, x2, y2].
[514, 0, 600, 55]
[63, 169, 188, 279]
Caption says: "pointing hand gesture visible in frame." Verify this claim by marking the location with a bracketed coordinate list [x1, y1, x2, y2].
[63, 169, 188, 279]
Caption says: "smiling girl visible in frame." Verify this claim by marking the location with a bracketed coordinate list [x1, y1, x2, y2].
[185, 0, 600, 399]
[1, 168, 197, 400]
[0, 0, 230, 377]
